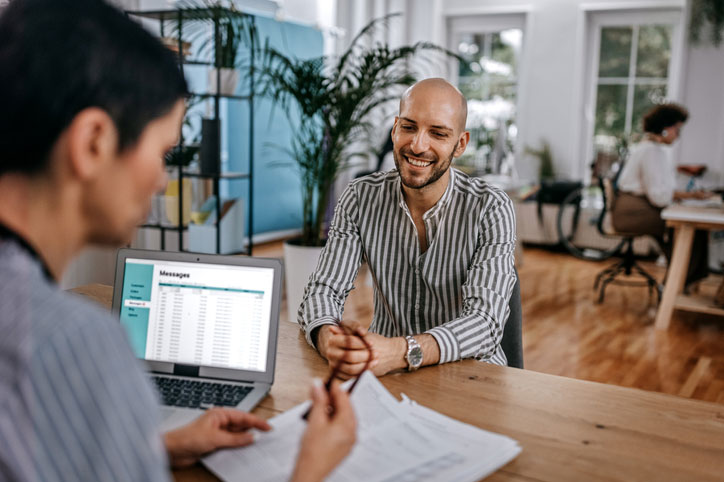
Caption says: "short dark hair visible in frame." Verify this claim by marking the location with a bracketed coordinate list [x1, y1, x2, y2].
[0, 0, 188, 176]
[642, 103, 689, 134]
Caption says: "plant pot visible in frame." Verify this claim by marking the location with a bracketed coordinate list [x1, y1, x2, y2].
[283, 239, 325, 323]
[208, 67, 239, 96]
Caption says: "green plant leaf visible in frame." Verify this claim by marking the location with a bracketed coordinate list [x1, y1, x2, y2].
[168, 1, 255, 68]
[690, 0, 724, 46]
[256, 14, 457, 246]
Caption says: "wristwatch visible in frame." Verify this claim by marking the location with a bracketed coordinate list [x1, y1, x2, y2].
[405, 336, 423, 371]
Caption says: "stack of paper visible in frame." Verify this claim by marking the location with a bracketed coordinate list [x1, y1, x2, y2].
[680, 197, 724, 208]
[203, 372, 521, 481]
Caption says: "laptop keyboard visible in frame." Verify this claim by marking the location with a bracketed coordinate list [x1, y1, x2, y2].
[152, 376, 252, 409]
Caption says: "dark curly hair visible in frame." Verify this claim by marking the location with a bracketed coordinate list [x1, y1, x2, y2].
[642, 103, 689, 134]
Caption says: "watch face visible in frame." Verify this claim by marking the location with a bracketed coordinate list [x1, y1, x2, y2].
[409, 346, 423, 366]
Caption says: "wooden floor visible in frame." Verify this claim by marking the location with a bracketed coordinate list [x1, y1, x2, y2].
[519, 248, 724, 404]
[255, 242, 724, 404]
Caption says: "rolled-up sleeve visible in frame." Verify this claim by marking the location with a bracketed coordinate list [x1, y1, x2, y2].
[426, 192, 516, 364]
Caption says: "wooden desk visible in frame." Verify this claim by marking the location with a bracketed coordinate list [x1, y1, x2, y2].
[654, 205, 724, 330]
[74, 284, 724, 481]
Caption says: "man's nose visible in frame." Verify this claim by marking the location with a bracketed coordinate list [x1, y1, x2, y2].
[410, 131, 429, 154]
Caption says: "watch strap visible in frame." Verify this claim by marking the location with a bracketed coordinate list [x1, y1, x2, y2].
[405, 335, 422, 371]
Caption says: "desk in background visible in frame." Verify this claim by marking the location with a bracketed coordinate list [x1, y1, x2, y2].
[73, 284, 724, 482]
[655, 204, 724, 330]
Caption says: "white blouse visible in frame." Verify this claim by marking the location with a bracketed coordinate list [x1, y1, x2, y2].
[617, 140, 676, 207]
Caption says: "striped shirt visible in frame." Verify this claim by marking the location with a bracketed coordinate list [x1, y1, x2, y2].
[298, 168, 517, 365]
[0, 239, 170, 481]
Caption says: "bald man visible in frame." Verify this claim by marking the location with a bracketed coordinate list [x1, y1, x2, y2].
[298, 78, 517, 377]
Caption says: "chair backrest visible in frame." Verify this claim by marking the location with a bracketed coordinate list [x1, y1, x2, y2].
[597, 177, 617, 236]
[501, 270, 523, 369]
[601, 177, 616, 213]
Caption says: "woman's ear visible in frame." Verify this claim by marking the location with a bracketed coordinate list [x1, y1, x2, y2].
[66, 107, 118, 180]
[661, 129, 669, 138]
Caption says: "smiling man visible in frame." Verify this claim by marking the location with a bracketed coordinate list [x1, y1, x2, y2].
[298, 78, 517, 377]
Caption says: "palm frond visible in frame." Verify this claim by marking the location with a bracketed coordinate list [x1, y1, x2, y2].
[256, 14, 456, 245]
[334, 13, 401, 81]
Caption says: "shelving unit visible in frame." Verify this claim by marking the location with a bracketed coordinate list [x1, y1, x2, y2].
[127, 7, 255, 255]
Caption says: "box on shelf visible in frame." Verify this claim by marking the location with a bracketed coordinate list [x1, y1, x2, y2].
[162, 178, 192, 227]
[189, 197, 244, 254]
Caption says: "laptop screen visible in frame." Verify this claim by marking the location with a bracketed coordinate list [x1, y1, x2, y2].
[118, 257, 275, 373]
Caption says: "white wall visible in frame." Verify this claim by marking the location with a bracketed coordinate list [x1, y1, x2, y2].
[135, 0, 325, 25]
[681, 41, 724, 187]
[111, 0, 139, 9]
[333, 0, 724, 185]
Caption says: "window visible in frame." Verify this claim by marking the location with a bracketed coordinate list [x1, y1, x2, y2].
[448, 13, 526, 175]
[594, 24, 673, 151]
[457, 30, 522, 104]
[582, 9, 684, 172]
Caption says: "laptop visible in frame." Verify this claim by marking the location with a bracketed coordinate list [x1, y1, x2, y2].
[112, 248, 283, 430]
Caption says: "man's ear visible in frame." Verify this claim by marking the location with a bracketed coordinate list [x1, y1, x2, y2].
[454, 130, 470, 158]
[66, 107, 118, 180]
[391, 116, 399, 138]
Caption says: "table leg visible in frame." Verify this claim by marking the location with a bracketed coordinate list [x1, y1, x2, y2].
[654, 225, 695, 330]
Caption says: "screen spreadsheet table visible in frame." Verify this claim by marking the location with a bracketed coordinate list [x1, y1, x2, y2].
[119, 258, 275, 372]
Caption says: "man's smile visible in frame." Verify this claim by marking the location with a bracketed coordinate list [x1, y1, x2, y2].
[401, 149, 436, 169]
[406, 155, 433, 168]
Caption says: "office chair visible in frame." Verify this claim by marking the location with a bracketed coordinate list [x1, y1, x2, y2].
[501, 270, 523, 369]
[593, 178, 661, 304]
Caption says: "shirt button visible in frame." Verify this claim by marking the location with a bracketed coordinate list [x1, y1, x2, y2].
[415, 303, 420, 310]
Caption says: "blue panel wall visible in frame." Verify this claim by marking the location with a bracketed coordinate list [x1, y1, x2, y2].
[225, 17, 323, 236]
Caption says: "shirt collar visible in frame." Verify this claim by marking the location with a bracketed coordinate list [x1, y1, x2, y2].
[0, 223, 55, 283]
[396, 167, 456, 219]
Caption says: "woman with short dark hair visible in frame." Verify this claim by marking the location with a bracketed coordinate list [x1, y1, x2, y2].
[613, 103, 713, 286]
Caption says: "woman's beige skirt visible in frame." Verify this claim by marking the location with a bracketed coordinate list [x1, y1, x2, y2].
[611, 192, 665, 238]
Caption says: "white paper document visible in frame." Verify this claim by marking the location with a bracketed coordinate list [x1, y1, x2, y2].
[680, 197, 724, 208]
[203, 372, 521, 482]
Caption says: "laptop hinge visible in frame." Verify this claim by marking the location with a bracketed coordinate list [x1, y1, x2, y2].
[173, 364, 199, 377]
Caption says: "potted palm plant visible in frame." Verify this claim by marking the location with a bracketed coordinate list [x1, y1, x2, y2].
[172, 1, 254, 95]
[690, 0, 724, 46]
[257, 14, 452, 316]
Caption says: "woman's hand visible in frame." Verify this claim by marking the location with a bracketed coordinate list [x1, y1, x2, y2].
[164, 408, 271, 468]
[291, 379, 357, 482]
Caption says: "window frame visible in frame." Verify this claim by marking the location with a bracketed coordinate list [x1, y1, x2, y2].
[445, 10, 530, 164]
[579, 7, 686, 182]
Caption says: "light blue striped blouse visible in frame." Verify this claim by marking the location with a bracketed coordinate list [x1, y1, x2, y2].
[298, 168, 517, 366]
[0, 240, 170, 481]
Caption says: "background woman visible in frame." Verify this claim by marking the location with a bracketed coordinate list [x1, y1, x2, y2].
[613, 103, 713, 287]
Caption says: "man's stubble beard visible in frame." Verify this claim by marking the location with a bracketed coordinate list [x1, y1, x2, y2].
[393, 141, 458, 190]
